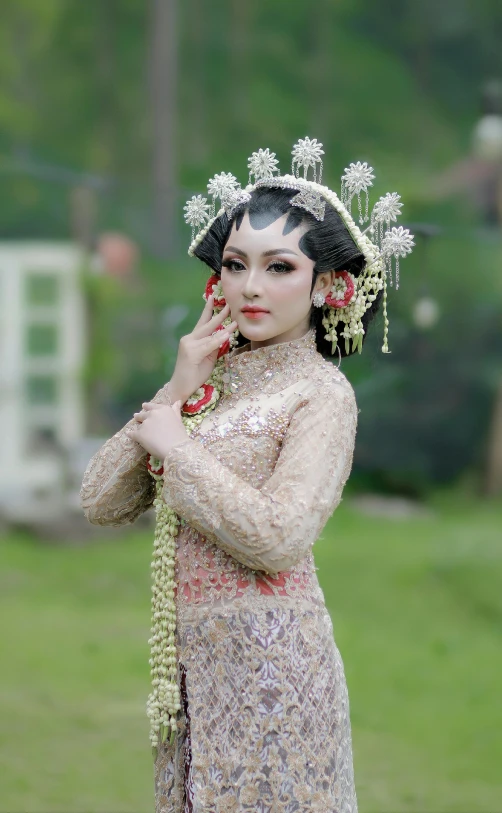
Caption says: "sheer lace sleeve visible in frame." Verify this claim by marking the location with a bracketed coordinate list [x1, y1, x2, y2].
[80, 381, 173, 526]
[161, 376, 358, 576]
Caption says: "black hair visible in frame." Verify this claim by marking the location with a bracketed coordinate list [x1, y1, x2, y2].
[193, 186, 383, 358]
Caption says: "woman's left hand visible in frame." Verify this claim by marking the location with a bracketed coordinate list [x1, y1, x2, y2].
[127, 400, 189, 460]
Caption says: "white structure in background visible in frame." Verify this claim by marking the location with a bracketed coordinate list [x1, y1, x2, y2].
[0, 243, 86, 521]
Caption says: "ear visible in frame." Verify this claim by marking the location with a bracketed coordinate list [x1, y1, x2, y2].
[313, 270, 335, 298]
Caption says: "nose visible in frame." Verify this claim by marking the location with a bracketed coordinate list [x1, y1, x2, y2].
[242, 266, 264, 300]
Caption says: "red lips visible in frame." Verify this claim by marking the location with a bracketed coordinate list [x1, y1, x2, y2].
[241, 306, 270, 313]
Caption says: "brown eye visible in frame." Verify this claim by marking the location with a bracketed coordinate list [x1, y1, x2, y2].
[268, 261, 293, 273]
[222, 259, 246, 272]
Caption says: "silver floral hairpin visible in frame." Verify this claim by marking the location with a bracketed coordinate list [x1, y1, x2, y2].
[248, 148, 280, 184]
[341, 161, 376, 225]
[207, 172, 239, 216]
[380, 225, 415, 289]
[291, 137, 324, 182]
[183, 194, 211, 242]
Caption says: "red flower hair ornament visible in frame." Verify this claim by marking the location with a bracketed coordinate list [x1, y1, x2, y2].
[203, 275, 226, 308]
[324, 271, 355, 308]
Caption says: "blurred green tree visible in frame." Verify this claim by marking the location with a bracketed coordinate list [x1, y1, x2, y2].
[1, 0, 502, 493]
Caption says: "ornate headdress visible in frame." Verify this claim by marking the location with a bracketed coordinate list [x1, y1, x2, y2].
[184, 137, 414, 355]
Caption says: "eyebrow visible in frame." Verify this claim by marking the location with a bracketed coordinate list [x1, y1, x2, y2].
[224, 246, 298, 258]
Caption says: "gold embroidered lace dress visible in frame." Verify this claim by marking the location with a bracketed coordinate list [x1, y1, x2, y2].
[80, 327, 359, 813]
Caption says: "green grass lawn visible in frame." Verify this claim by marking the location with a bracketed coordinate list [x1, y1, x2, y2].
[1, 489, 501, 812]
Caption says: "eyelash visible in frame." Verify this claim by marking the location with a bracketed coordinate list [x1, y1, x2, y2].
[222, 259, 294, 274]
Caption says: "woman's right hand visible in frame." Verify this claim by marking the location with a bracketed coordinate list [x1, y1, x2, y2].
[168, 296, 238, 405]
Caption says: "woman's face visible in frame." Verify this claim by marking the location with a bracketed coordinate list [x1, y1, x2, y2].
[220, 211, 331, 347]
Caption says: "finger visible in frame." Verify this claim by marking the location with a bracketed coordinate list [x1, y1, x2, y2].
[193, 294, 216, 331]
[194, 319, 238, 351]
[133, 409, 149, 421]
[192, 301, 230, 338]
[141, 402, 162, 409]
[191, 302, 231, 339]
[199, 328, 233, 355]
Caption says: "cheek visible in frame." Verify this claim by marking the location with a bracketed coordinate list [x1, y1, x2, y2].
[269, 272, 312, 308]
[220, 271, 238, 300]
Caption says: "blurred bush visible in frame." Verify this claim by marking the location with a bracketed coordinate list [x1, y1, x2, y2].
[1, 0, 501, 495]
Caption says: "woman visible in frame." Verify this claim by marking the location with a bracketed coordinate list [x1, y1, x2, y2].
[80, 139, 413, 812]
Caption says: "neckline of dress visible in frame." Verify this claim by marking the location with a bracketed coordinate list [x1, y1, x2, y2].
[226, 327, 317, 368]
[220, 327, 318, 401]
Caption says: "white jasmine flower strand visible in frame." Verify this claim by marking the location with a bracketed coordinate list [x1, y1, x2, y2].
[146, 309, 234, 759]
